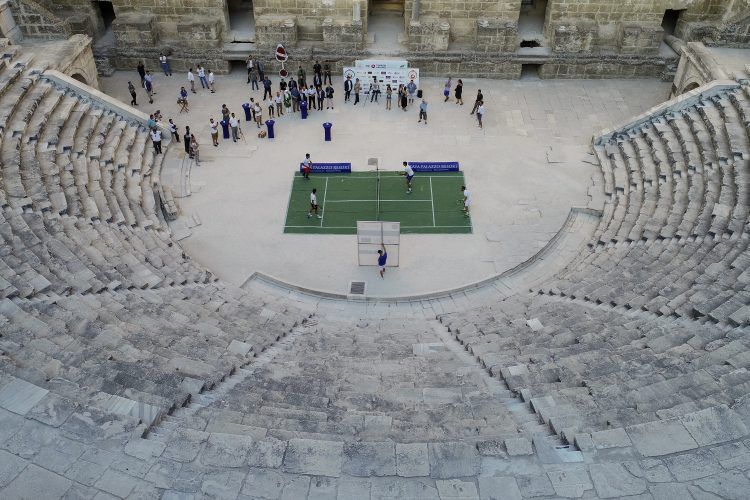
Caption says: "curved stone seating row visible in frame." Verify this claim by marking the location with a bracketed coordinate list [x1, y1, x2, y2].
[0, 282, 306, 428]
[545, 84, 750, 323]
[145, 317, 529, 447]
[439, 292, 750, 440]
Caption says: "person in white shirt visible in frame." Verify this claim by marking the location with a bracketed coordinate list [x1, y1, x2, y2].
[301, 153, 312, 180]
[307, 188, 322, 219]
[197, 66, 207, 89]
[400, 161, 415, 194]
[209, 118, 219, 146]
[254, 102, 262, 128]
[208, 70, 216, 93]
[267, 97, 275, 118]
[229, 113, 240, 142]
[461, 185, 472, 216]
[187, 68, 196, 93]
[159, 53, 171, 76]
[274, 91, 284, 116]
[150, 128, 162, 154]
[476, 101, 485, 129]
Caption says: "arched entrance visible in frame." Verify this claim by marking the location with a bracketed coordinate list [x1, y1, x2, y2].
[71, 73, 88, 85]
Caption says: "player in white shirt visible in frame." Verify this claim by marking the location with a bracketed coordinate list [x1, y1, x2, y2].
[307, 188, 322, 219]
[400, 161, 414, 194]
[461, 185, 471, 216]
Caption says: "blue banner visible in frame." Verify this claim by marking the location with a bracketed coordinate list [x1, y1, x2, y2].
[299, 162, 352, 173]
[408, 162, 459, 172]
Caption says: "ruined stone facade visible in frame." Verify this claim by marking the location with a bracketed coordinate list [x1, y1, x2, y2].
[4, 0, 750, 79]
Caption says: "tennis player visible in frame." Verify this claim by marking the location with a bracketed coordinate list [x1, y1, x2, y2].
[302, 153, 312, 180]
[377, 243, 388, 278]
[400, 161, 414, 194]
[461, 185, 471, 216]
[307, 188, 322, 219]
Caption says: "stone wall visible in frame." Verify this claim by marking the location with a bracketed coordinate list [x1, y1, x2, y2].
[253, 0, 360, 41]
[407, 17, 450, 52]
[405, 0, 521, 43]
[9, 0, 69, 38]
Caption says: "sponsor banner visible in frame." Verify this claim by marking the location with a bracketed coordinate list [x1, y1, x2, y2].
[343, 66, 420, 89]
[355, 59, 409, 69]
[408, 162, 460, 172]
[299, 162, 352, 173]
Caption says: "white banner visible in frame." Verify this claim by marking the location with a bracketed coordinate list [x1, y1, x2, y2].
[355, 59, 409, 69]
[343, 66, 420, 90]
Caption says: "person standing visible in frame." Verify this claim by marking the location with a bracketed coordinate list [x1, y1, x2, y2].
[325, 84, 334, 109]
[250, 67, 259, 90]
[297, 65, 306, 88]
[308, 188, 322, 219]
[291, 86, 300, 112]
[369, 77, 380, 103]
[144, 70, 155, 94]
[208, 70, 216, 93]
[144, 76, 154, 104]
[401, 161, 414, 194]
[209, 118, 219, 146]
[407, 79, 417, 104]
[128, 81, 138, 106]
[183, 126, 192, 156]
[246, 55, 254, 83]
[443, 76, 452, 102]
[279, 78, 288, 92]
[159, 53, 172, 76]
[150, 127, 162, 154]
[267, 95, 275, 118]
[221, 104, 230, 123]
[323, 61, 332, 85]
[377, 244, 388, 279]
[168, 119, 180, 143]
[313, 60, 322, 80]
[275, 91, 284, 116]
[353, 78, 361, 105]
[257, 60, 265, 82]
[418, 98, 428, 124]
[470, 89, 483, 114]
[302, 153, 312, 180]
[344, 76, 353, 102]
[254, 101, 263, 128]
[187, 68, 196, 93]
[461, 185, 471, 216]
[476, 101, 485, 129]
[284, 90, 292, 114]
[455, 79, 464, 105]
[229, 113, 240, 142]
[400, 89, 408, 111]
[197, 66, 208, 89]
[385, 84, 392, 110]
[316, 86, 325, 111]
[137, 61, 146, 84]
[262, 76, 272, 100]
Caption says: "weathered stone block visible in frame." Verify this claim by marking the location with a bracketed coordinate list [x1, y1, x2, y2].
[113, 13, 157, 47]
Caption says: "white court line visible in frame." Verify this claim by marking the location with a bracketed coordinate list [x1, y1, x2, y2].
[325, 199, 432, 203]
[429, 177, 436, 227]
[319, 177, 328, 228]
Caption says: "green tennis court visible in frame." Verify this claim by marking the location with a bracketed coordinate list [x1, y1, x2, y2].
[284, 171, 472, 234]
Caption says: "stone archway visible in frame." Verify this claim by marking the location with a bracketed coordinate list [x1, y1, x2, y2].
[681, 81, 701, 94]
[71, 73, 88, 85]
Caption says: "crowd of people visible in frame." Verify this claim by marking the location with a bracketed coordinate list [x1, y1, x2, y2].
[132, 54, 488, 161]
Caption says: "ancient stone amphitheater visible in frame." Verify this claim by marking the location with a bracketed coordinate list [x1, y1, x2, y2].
[0, 40, 750, 500]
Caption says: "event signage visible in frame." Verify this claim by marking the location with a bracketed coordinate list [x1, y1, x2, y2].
[299, 162, 352, 173]
[354, 59, 408, 69]
[342, 66, 420, 89]
[408, 162, 460, 172]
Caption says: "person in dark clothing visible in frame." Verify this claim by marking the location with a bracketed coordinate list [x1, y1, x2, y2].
[471, 89, 483, 114]
[455, 79, 464, 105]
[137, 61, 146, 84]
[128, 81, 137, 106]
[344, 76, 353, 102]
[323, 62, 332, 85]
[184, 126, 191, 156]
[313, 60, 322, 78]
[262, 77, 272, 100]
[400, 90, 407, 111]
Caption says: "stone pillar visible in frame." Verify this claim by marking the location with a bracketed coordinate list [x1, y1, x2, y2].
[0, 0, 23, 44]
[353, 1, 361, 23]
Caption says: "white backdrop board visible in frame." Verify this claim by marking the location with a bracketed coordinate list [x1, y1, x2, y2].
[343, 66, 420, 89]
[357, 221, 400, 267]
[355, 59, 409, 70]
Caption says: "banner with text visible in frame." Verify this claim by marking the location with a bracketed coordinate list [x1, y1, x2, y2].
[343, 66, 420, 90]
[408, 162, 460, 172]
[299, 162, 352, 173]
